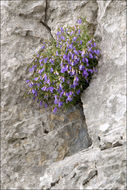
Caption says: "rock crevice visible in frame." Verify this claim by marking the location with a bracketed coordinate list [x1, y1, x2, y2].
[1, 0, 126, 189]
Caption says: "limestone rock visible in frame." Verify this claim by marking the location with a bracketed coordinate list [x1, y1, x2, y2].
[81, 0, 126, 148]
[40, 145, 126, 190]
[1, 0, 126, 189]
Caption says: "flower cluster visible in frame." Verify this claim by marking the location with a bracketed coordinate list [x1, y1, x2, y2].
[25, 18, 100, 113]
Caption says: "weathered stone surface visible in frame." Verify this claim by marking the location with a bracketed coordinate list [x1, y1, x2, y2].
[47, 0, 98, 36]
[1, 2, 92, 189]
[1, 0, 126, 189]
[82, 0, 126, 148]
[1, 103, 91, 189]
[40, 1, 126, 189]
[40, 144, 126, 190]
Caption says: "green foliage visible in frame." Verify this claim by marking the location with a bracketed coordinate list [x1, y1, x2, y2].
[25, 17, 100, 113]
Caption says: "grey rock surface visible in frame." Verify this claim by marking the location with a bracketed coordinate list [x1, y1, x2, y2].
[40, 145, 126, 190]
[1, 0, 126, 189]
[82, 0, 126, 148]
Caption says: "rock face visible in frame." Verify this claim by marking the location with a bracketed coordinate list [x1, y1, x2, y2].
[1, 0, 126, 189]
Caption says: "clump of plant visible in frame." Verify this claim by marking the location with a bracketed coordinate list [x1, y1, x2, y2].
[25, 18, 100, 113]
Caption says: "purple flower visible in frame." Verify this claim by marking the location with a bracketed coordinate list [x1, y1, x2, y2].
[60, 61, 63, 67]
[63, 54, 67, 60]
[49, 87, 54, 93]
[73, 76, 79, 86]
[29, 83, 33, 87]
[61, 36, 65, 40]
[29, 66, 34, 72]
[66, 96, 72, 102]
[44, 57, 48, 64]
[76, 89, 80, 95]
[81, 50, 85, 57]
[70, 31, 73, 35]
[32, 89, 36, 94]
[77, 18, 82, 24]
[46, 79, 50, 85]
[78, 29, 81, 34]
[60, 91, 64, 97]
[39, 59, 43, 63]
[79, 65, 85, 70]
[71, 69, 76, 75]
[49, 59, 54, 64]
[85, 58, 88, 63]
[96, 49, 100, 55]
[74, 50, 79, 55]
[61, 66, 68, 73]
[35, 91, 38, 97]
[59, 83, 63, 89]
[34, 77, 38, 81]
[37, 83, 40, 87]
[56, 51, 59, 56]
[26, 80, 30, 83]
[87, 40, 92, 44]
[65, 92, 69, 97]
[73, 37, 77, 41]
[57, 88, 61, 93]
[61, 67, 65, 73]
[44, 73, 47, 80]
[61, 27, 64, 33]
[69, 91, 73, 96]
[33, 97, 36, 101]
[69, 66, 72, 70]
[41, 86, 47, 91]
[54, 98, 58, 104]
[53, 107, 57, 113]
[40, 76, 43, 80]
[50, 67, 54, 73]
[41, 45, 45, 49]
[58, 101, 63, 107]
[71, 62, 75, 66]
[83, 69, 89, 78]
[61, 77, 65, 82]
[89, 53, 93, 59]
[57, 31, 61, 36]
[82, 58, 85, 62]
[71, 53, 74, 60]
[75, 76, 79, 82]
[39, 68, 44, 74]
[69, 44, 73, 49]
[73, 81, 78, 87]
[88, 69, 93, 74]
[70, 84, 74, 88]
[65, 48, 68, 53]
[88, 47, 92, 52]
[40, 101, 43, 106]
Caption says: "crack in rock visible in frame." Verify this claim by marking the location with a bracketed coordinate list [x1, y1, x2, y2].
[40, 0, 54, 39]
[82, 169, 98, 186]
